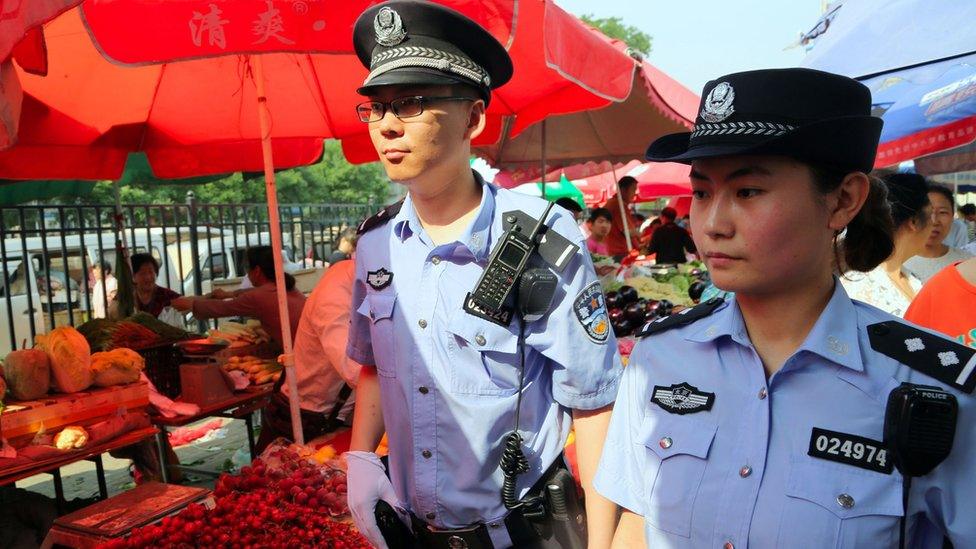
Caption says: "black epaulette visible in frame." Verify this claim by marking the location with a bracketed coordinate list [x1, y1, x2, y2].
[357, 199, 404, 235]
[868, 321, 976, 394]
[636, 297, 725, 338]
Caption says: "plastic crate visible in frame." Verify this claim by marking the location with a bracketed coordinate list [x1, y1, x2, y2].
[138, 343, 183, 399]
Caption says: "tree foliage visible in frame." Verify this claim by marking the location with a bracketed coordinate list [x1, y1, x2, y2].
[580, 15, 653, 56]
[83, 141, 393, 205]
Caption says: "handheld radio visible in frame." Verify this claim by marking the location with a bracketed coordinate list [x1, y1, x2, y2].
[883, 383, 958, 549]
[471, 203, 554, 311]
[884, 383, 957, 477]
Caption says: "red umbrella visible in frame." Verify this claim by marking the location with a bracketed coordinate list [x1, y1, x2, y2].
[569, 160, 691, 205]
[0, 0, 639, 442]
[0, 0, 83, 149]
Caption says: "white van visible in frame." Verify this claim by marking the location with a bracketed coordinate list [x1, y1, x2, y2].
[0, 227, 242, 355]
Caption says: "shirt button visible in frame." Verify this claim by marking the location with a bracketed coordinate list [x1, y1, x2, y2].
[418, 386, 429, 394]
[836, 493, 855, 509]
[724, 542, 735, 549]
[488, 522, 500, 529]
[659, 436, 673, 449]
[422, 449, 432, 459]
[739, 465, 752, 478]
[431, 256, 441, 265]
[475, 334, 486, 346]
[426, 512, 436, 521]
[418, 319, 428, 329]
[758, 387, 768, 400]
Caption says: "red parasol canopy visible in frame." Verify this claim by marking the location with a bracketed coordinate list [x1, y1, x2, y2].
[0, 0, 637, 179]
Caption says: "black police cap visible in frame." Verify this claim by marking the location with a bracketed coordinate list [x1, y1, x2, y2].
[353, 1, 513, 104]
[646, 68, 884, 173]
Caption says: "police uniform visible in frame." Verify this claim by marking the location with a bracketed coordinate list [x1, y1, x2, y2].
[594, 69, 976, 548]
[347, 3, 622, 548]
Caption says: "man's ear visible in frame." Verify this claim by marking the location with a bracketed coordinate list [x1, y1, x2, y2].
[465, 99, 487, 141]
[827, 171, 870, 232]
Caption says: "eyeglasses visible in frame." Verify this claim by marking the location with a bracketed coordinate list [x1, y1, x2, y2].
[356, 96, 474, 123]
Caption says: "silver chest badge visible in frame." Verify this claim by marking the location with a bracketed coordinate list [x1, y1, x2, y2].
[700, 81, 736, 123]
[374, 7, 407, 47]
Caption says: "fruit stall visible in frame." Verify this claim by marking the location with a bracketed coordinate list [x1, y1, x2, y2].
[594, 254, 712, 356]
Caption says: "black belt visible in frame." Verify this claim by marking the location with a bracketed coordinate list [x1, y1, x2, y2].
[408, 457, 567, 549]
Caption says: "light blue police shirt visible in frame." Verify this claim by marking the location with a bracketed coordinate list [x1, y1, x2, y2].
[347, 172, 622, 547]
[595, 279, 976, 548]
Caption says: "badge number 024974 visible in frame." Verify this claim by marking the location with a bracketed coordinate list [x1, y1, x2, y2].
[807, 427, 893, 474]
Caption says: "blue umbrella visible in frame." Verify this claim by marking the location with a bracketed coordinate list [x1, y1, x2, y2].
[800, 0, 976, 171]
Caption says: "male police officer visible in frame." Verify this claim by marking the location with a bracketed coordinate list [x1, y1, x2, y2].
[343, 2, 622, 548]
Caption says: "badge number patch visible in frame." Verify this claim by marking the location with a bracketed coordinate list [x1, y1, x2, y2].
[651, 383, 715, 415]
[808, 428, 893, 474]
[573, 281, 609, 344]
[366, 268, 393, 291]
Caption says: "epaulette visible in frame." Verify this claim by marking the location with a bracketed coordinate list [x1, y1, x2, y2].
[636, 297, 725, 338]
[357, 199, 404, 235]
[868, 321, 976, 394]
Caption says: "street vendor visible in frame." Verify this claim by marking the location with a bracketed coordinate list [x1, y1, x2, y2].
[595, 68, 976, 548]
[171, 246, 306, 350]
[256, 251, 363, 454]
[343, 2, 622, 548]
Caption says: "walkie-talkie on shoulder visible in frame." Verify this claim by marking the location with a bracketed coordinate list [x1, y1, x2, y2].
[471, 202, 554, 311]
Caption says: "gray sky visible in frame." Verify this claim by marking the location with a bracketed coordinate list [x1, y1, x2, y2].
[557, 0, 825, 93]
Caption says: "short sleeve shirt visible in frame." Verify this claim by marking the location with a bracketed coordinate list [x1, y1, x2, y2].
[347, 173, 622, 546]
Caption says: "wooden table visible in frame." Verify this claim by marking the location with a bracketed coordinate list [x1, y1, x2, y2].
[150, 384, 273, 482]
[0, 426, 159, 513]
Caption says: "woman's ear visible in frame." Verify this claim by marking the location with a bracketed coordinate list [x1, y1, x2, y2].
[827, 172, 870, 232]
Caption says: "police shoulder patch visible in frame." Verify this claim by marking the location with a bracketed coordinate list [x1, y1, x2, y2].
[573, 281, 610, 344]
[868, 321, 976, 394]
[637, 297, 725, 339]
[357, 199, 404, 235]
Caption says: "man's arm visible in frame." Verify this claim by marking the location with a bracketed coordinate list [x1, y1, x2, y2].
[573, 405, 617, 549]
[349, 367, 385, 452]
[683, 228, 698, 255]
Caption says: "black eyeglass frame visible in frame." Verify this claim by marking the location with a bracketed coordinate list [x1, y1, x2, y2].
[356, 96, 476, 123]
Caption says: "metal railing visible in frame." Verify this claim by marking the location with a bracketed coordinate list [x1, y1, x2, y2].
[0, 193, 372, 354]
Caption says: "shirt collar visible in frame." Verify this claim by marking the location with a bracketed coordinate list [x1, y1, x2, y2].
[391, 170, 495, 260]
[686, 278, 864, 372]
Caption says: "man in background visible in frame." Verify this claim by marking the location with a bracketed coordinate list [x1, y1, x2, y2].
[327, 227, 359, 264]
[604, 176, 639, 257]
[646, 206, 697, 264]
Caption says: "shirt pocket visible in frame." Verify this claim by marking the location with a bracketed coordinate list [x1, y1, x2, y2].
[445, 311, 520, 396]
[779, 459, 902, 548]
[639, 413, 717, 538]
[356, 292, 398, 378]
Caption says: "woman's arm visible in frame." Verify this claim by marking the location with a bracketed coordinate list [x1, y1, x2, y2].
[611, 511, 645, 548]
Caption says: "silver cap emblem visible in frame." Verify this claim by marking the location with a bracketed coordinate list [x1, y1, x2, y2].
[374, 7, 407, 47]
[700, 81, 736, 123]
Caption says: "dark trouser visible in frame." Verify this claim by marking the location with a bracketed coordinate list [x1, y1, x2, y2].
[254, 391, 346, 455]
[391, 458, 581, 549]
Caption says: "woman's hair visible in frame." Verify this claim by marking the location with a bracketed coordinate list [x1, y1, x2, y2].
[927, 183, 955, 207]
[96, 260, 112, 275]
[246, 246, 296, 291]
[882, 172, 931, 229]
[588, 207, 612, 223]
[130, 253, 159, 275]
[807, 163, 894, 273]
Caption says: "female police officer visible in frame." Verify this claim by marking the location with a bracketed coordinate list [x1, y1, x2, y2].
[595, 68, 976, 548]
[343, 2, 622, 548]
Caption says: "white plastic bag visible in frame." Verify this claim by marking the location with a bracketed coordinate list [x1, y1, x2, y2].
[158, 306, 187, 330]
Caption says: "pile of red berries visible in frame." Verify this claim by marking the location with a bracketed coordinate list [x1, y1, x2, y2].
[98, 454, 364, 549]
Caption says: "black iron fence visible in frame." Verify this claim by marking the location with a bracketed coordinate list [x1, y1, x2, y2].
[0, 193, 372, 354]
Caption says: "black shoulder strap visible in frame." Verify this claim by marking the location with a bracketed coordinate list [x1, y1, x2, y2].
[324, 383, 353, 425]
[868, 321, 976, 394]
[636, 297, 725, 338]
[357, 199, 404, 235]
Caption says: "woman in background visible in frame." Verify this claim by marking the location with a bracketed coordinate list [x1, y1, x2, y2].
[904, 183, 972, 283]
[841, 172, 931, 316]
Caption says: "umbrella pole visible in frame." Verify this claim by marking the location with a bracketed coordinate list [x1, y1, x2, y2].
[540, 120, 547, 199]
[252, 55, 304, 446]
[610, 165, 633, 250]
